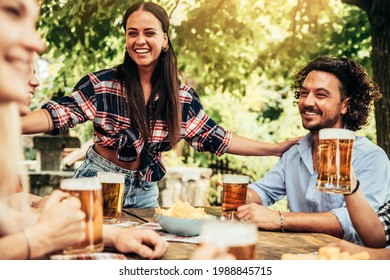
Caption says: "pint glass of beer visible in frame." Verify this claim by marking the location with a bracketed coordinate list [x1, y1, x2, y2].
[97, 172, 125, 224]
[221, 174, 250, 220]
[316, 128, 355, 194]
[60, 177, 104, 254]
[200, 219, 257, 260]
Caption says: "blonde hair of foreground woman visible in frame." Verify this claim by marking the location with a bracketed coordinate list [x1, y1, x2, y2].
[0, 103, 34, 235]
[0, 103, 29, 195]
[0, 0, 170, 260]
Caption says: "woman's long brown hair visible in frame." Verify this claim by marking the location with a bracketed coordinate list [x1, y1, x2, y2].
[116, 1, 181, 147]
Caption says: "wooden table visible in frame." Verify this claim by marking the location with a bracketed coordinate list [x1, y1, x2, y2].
[119, 207, 340, 260]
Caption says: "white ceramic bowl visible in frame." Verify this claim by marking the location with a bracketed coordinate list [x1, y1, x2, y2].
[155, 214, 215, 237]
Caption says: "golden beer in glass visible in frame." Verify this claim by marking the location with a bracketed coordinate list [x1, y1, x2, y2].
[98, 172, 125, 224]
[200, 219, 257, 260]
[316, 128, 355, 194]
[221, 174, 250, 220]
[60, 177, 104, 254]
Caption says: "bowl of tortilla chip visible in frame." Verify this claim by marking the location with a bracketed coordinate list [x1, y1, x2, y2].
[155, 201, 215, 237]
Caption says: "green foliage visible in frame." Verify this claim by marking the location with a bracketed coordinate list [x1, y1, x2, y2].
[38, 0, 129, 99]
[176, 0, 256, 95]
[208, 173, 223, 206]
[24, 148, 36, 161]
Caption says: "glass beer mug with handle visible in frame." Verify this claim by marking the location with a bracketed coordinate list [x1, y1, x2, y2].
[200, 219, 257, 260]
[97, 172, 125, 224]
[60, 177, 104, 254]
[316, 128, 355, 194]
[221, 174, 250, 220]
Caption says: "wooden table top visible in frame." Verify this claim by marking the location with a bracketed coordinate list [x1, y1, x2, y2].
[118, 207, 340, 260]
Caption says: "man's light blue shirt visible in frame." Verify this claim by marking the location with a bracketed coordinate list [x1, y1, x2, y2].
[249, 133, 390, 242]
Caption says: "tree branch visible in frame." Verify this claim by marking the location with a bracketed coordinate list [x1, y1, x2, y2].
[168, 0, 181, 19]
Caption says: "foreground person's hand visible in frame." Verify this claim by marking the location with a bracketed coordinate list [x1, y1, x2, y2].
[104, 227, 169, 259]
[326, 240, 390, 260]
[327, 240, 367, 255]
[26, 190, 86, 258]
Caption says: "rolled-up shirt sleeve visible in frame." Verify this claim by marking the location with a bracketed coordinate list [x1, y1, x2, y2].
[42, 75, 96, 135]
[249, 159, 287, 207]
[330, 207, 359, 242]
[182, 87, 232, 156]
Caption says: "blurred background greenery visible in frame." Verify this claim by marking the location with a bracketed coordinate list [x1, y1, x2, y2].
[30, 0, 389, 205]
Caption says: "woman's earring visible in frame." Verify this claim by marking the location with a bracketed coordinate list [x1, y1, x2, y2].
[162, 45, 169, 52]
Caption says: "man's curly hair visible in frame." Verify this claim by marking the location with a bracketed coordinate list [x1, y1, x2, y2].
[292, 56, 382, 131]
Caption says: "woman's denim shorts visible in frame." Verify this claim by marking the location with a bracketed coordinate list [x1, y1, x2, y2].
[73, 146, 159, 208]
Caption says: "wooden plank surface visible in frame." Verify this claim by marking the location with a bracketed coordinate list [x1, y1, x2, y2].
[119, 207, 340, 260]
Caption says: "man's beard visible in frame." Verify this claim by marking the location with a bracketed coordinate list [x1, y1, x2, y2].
[302, 117, 341, 133]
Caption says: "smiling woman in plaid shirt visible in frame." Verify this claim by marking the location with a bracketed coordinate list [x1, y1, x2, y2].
[22, 1, 298, 208]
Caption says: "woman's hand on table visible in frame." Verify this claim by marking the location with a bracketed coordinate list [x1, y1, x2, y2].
[103, 227, 168, 259]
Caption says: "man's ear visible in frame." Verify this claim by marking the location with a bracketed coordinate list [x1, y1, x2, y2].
[341, 98, 350, 115]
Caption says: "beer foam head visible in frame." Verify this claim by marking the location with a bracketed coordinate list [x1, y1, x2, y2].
[97, 172, 125, 183]
[319, 128, 355, 140]
[222, 174, 250, 184]
[60, 177, 101, 190]
[200, 220, 257, 247]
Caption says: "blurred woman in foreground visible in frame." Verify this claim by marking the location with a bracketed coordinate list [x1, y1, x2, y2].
[0, 0, 87, 259]
[0, 0, 167, 260]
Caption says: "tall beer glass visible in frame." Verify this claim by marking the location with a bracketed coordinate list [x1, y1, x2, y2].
[60, 177, 104, 254]
[316, 128, 355, 194]
[221, 174, 250, 220]
[200, 219, 257, 260]
[98, 172, 125, 224]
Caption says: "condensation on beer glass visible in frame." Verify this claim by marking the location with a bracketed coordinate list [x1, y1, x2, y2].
[97, 172, 125, 224]
[316, 128, 355, 194]
[221, 174, 250, 220]
[200, 219, 257, 260]
[60, 177, 104, 254]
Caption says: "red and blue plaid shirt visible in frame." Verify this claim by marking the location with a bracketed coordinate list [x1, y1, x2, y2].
[43, 68, 232, 181]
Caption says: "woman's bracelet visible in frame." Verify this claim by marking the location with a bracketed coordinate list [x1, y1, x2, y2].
[278, 210, 285, 232]
[22, 230, 32, 260]
[345, 180, 360, 196]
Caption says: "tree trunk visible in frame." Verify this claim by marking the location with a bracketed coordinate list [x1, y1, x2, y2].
[343, 0, 390, 156]
[368, 1, 390, 157]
